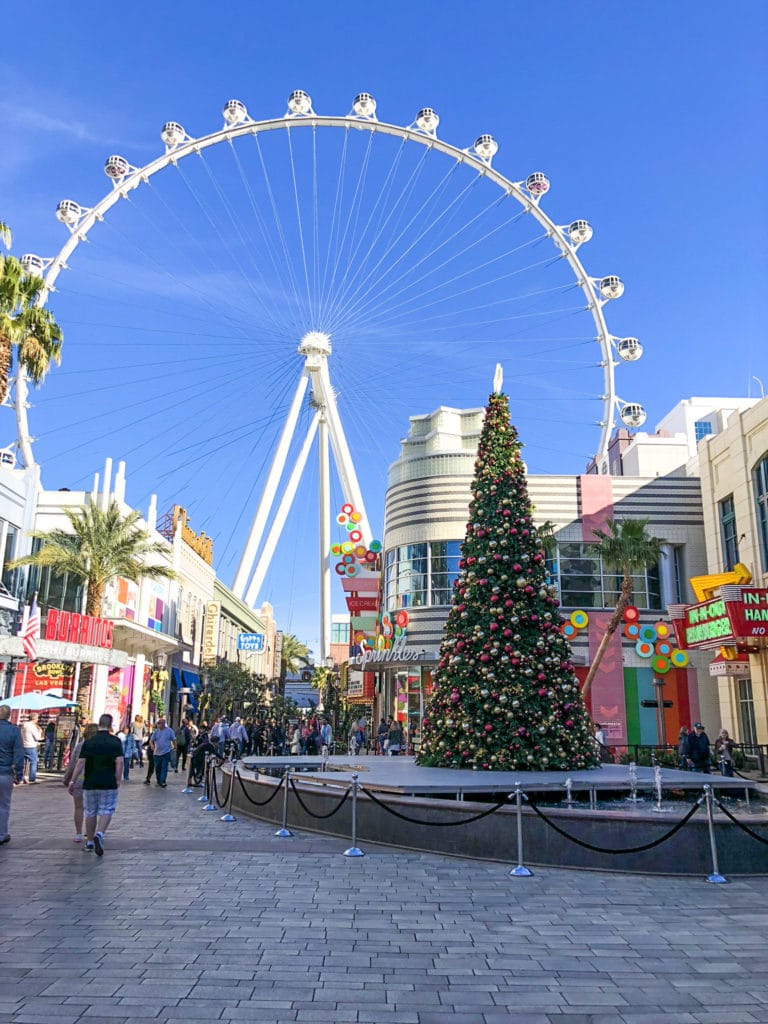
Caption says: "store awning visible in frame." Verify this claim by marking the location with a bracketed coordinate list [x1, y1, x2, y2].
[182, 670, 201, 690]
[709, 654, 751, 678]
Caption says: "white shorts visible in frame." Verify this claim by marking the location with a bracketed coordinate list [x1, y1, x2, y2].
[83, 789, 119, 818]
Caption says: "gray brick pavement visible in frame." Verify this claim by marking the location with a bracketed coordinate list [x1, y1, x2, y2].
[1, 774, 768, 1024]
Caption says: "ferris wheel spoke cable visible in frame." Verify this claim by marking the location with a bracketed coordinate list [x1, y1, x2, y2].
[177, 157, 295, 339]
[38, 358, 253, 459]
[311, 126, 321, 325]
[196, 150, 298, 338]
[286, 127, 315, 325]
[318, 127, 351, 318]
[121, 189, 264, 332]
[328, 160, 475, 327]
[33, 351, 253, 402]
[251, 133, 306, 330]
[226, 142, 300, 334]
[337, 193, 522, 329]
[320, 134, 406, 330]
[322, 143, 430, 331]
[325, 154, 463, 331]
[321, 127, 377, 329]
[92, 208, 265, 338]
[142, 179, 263, 336]
[338, 239, 557, 336]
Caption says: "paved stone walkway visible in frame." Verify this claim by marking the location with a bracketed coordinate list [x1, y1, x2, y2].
[2, 770, 768, 1024]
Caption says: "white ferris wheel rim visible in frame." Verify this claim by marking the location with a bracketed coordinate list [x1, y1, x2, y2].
[17, 103, 632, 470]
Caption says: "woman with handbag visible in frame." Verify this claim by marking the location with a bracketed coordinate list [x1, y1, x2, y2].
[387, 720, 404, 756]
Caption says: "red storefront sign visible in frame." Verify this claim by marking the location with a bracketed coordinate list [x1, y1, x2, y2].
[45, 608, 114, 649]
[673, 588, 768, 650]
[346, 596, 379, 613]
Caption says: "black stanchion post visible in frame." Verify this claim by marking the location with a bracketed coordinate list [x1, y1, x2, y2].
[197, 753, 210, 802]
[182, 751, 194, 794]
[509, 782, 533, 877]
[204, 757, 216, 811]
[275, 766, 293, 837]
[343, 773, 364, 858]
[221, 758, 237, 822]
[704, 784, 728, 884]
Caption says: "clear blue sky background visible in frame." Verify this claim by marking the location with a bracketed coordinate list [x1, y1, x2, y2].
[2, 0, 766, 656]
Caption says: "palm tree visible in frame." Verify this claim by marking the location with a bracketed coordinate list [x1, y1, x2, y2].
[0, 222, 11, 250]
[277, 632, 309, 696]
[11, 500, 177, 713]
[0, 253, 63, 405]
[580, 517, 665, 699]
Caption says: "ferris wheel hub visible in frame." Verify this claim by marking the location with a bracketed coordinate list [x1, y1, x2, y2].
[298, 330, 332, 357]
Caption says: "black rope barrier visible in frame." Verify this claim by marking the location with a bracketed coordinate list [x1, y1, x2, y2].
[362, 786, 507, 826]
[211, 768, 232, 809]
[289, 778, 352, 819]
[234, 769, 284, 807]
[714, 797, 768, 847]
[526, 796, 703, 855]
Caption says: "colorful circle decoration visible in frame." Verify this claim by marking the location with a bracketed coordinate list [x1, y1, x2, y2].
[342, 553, 354, 565]
[655, 640, 673, 657]
[381, 615, 394, 639]
[334, 563, 346, 576]
[623, 623, 640, 639]
[623, 606, 640, 623]
[670, 649, 689, 668]
[639, 625, 658, 643]
[341, 541, 353, 554]
[395, 610, 410, 628]
[369, 540, 382, 553]
[375, 634, 386, 650]
[354, 545, 367, 558]
[336, 513, 348, 525]
[364, 551, 377, 563]
[655, 622, 671, 638]
[330, 543, 342, 556]
[345, 564, 359, 577]
[635, 640, 654, 658]
[562, 623, 577, 638]
[652, 656, 671, 674]
[350, 511, 362, 523]
[341, 503, 354, 515]
[570, 610, 589, 629]
[349, 530, 363, 542]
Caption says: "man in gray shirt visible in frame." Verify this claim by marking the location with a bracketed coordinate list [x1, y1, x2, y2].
[149, 717, 176, 788]
[0, 705, 25, 844]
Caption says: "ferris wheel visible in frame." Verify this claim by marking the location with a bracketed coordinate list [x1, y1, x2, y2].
[15, 90, 644, 659]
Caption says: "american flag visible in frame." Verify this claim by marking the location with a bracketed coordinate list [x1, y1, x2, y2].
[21, 595, 40, 662]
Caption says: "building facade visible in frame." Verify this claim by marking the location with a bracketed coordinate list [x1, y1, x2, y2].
[698, 397, 768, 743]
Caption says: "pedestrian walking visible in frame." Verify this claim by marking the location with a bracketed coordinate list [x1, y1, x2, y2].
[387, 719, 404, 756]
[0, 704, 24, 845]
[19, 713, 43, 783]
[131, 715, 146, 767]
[67, 713, 124, 856]
[43, 720, 56, 770]
[149, 717, 176, 787]
[377, 718, 389, 755]
[229, 718, 247, 754]
[120, 724, 136, 781]
[715, 729, 735, 777]
[174, 719, 191, 773]
[677, 726, 690, 770]
[62, 722, 99, 842]
[687, 723, 712, 774]
[144, 725, 156, 785]
[320, 718, 333, 757]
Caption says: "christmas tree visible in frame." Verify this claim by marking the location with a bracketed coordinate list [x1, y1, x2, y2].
[417, 388, 599, 772]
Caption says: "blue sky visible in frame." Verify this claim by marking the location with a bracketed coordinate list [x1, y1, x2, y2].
[2, 0, 766, 656]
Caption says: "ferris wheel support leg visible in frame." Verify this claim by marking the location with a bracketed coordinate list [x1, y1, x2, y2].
[15, 372, 34, 468]
[233, 371, 310, 598]
[245, 413, 320, 609]
[316, 364, 371, 546]
[318, 412, 331, 665]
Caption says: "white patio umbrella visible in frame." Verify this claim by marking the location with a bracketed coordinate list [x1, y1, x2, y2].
[0, 692, 77, 711]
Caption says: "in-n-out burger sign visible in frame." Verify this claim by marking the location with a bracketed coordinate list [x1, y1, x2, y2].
[45, 609, 114, 650]
[671, 587, 768, 650]
[350, 636, 421, 669]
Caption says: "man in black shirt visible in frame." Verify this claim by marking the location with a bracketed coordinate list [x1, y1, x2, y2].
[68, 713, 123, 856]
[687, 723, 712, 774]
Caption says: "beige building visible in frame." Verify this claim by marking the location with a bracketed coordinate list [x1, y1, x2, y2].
[699, 397, 768, 744]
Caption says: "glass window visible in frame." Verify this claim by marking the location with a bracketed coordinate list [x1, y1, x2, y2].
[719, 495, 739, 571]
[738, 678, 757, 746]
[551, 541, 662, 610]
[1, 522, 18, 594]
[331, 621, 350, 644]
[694, 420, 713, 443]
[754, 455, 768, 573]
[430, 540, 462, 606]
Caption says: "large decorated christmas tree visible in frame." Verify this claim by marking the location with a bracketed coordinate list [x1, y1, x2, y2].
[417, 386, 599, 772]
